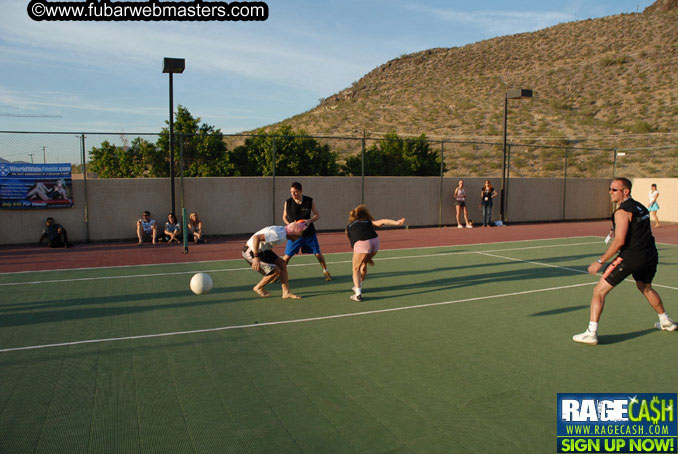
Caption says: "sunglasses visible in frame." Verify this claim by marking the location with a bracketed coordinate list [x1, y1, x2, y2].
[608, 188, 621, 192]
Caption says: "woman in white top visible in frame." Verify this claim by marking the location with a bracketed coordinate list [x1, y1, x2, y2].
[647, 183, 660, 228]
[453, 180, 472, 228]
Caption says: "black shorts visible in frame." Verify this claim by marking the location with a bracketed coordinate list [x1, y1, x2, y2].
[242, 245, 279, 275]
[603, 255, 658, 287]
[455, 200, 466, 207]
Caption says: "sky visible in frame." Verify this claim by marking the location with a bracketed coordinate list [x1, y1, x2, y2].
[0, 0, 657, 135]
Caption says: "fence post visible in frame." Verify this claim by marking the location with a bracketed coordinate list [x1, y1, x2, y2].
[179, 134, 188, 254]
[80, 134, 90, 243]
[612, 149, 617, 178]
[439, 141, 444, 227]
[361, 132, 366, 204]
[505, 144, 511, 223]
[272, 137, 276, 225]
[562, 147, 568, 221]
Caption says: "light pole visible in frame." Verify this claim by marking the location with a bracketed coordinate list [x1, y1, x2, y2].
[162, 57, 185, 216]
[501, 88, 532, 223]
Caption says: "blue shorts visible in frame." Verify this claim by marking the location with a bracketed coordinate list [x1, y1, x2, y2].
[285, 234, 321, 257]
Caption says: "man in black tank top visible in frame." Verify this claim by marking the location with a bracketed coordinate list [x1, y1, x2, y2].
[573, 177, 676, 345]
[282, 182, 332, 281]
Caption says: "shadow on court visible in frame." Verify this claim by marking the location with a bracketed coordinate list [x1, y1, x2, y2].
[530, 305, 590, 316]
[362, 264, 589, 301]
[597, 328, 656, 345]
[0, 275, 348, 327]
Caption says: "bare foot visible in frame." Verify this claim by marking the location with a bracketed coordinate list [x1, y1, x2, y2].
[282, 293, 301, 299]
[253, 287, 271, 298]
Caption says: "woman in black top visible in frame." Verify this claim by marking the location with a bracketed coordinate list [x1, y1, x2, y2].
[346, 204, 405, 301]
[480, 180, 498, 227]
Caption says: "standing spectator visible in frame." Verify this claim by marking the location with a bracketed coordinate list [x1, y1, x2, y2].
[479, 180, 498, 227]
[38, 217, 72, 248]
[346, 204, 405, 301]
[648, 183, 660, 228]
[242, 221, 307, 299]
[282, 182, 332, 281]
[136, 210, 158, 245]
[187, 212, 207, 244]
[573, 177, 676, 345]
[453, 180, 472, 228]
[164, 213, 182, 244]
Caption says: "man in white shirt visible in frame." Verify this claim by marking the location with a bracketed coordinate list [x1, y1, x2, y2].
[242, 221, 308, 299]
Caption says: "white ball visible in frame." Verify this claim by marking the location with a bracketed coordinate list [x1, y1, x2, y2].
[190, 272, 213, 295]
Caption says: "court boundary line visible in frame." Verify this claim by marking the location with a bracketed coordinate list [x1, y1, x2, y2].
[0, 281, 598, 354]
[0, 235, 606, 276]
[2, 233, 676, 278]
[0, 241, 603, 287]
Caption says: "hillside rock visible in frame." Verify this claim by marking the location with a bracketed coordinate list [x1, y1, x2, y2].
[261, 8, 677, 155]
[644, 0, 678, 13]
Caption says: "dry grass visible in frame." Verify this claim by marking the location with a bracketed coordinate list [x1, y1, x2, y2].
[244, 7, 678, 176]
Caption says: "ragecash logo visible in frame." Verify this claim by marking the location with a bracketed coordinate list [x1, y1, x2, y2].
[557, 393, 677, 453]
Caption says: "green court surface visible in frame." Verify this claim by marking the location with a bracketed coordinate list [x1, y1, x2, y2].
[1, 237, 676, 453]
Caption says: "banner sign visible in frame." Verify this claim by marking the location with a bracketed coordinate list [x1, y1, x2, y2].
[0, 163, 73, 209]
[557, 393, 677, 453]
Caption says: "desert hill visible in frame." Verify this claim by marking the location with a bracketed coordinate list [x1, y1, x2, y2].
[258, 1, 677, 166]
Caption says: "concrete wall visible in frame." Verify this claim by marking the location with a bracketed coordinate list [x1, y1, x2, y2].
[2, 176, 653, 245]
[630, 178, 678, 225]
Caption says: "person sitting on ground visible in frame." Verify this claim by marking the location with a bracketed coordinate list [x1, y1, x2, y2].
[242, 221, 308, 299]
[187, 212, 207, 244]
[38, 217, 72, 248]
[164, 213, 182, 244]
[136, 210, 158, 245]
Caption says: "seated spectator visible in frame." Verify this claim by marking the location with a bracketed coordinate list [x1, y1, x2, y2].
[164, 213, 182, 244]
[38, 217, 72, 248]
[136, 210, 158, 245]
[187, 211, 207, 244]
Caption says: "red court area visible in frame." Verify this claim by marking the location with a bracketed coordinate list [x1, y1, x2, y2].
[1, 221, 675, 274]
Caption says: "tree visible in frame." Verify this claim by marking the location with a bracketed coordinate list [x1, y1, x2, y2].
[88, 138, 159, 178]
[88, 140, 143, 178]
[229, 125, 339, 176]
[342, 132, 444, 176]
[156, 105, 228, 177]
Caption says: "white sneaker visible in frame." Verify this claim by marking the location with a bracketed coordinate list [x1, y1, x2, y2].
[573, 330, 598, 345]
[655, 318, 678, 331]
[457, 224, 463, 229]
[466, 224, 473, 228]
[350, 294, 363, 302]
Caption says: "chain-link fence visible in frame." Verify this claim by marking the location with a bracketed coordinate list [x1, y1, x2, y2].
[2, 131, 676, 233]
[4, 130, 676, 179]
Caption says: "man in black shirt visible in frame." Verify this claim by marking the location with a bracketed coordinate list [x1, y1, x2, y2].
[282, 182, 332, 281]
[573, 177, 676, 345]
[38, 217, 72, 248]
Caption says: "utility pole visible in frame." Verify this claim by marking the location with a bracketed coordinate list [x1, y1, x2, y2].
[28, 153, 35, 163]
[42, 146, 46, 164]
